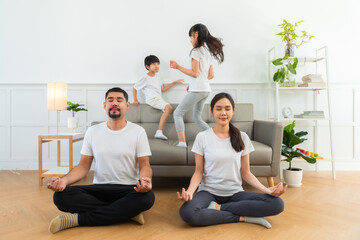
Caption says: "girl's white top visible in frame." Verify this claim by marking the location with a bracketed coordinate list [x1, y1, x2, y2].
[188, 45, 213, 92]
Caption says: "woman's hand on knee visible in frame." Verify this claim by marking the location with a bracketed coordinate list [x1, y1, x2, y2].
[266, 182, 287, 197]
[177, 188, 193, 202]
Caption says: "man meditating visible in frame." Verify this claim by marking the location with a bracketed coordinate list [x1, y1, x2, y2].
[47, 87, 155, 233]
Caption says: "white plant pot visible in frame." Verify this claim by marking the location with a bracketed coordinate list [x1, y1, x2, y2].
[283, 168, 303, 187]
[67, 116, 78, 130]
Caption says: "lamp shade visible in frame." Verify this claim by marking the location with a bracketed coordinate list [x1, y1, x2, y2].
[47, 82, 68, 110]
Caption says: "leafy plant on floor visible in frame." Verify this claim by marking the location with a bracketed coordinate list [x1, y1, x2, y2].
[282, 121, 316, 170]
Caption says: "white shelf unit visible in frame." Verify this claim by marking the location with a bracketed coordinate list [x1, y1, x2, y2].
[268, 46, 336, 179]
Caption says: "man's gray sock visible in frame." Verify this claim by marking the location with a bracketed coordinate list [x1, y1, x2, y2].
[244, 216, 272, 229]
[131, 213, 145, 225]
[49, 214, 79, 234]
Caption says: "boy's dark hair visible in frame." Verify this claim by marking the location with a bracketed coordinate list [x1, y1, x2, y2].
[105, 87, 129, 102]
[144, 55, 160, 70]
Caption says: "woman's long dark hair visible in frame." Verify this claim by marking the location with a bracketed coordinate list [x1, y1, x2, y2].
[210, 92, 245, 152]
[189, 23, 224, 64]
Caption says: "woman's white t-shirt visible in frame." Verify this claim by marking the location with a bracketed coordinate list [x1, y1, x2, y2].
[189, 45, 212, 92]
[80, 121, 152, 185]
[191, 128, 255, 196]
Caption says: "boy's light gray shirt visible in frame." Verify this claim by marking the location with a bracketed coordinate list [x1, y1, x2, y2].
[134, 74, 162, 102]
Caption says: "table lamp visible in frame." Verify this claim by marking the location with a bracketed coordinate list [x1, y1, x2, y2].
[47, 82, 67, 135]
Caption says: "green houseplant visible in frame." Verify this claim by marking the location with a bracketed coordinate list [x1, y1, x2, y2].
[272, 55, 298, 87]
[272, 20, 314, 87]
[282, 121, 316, 187]
[277, 19, 314, 57]
[67, 101, 87, 117]
[66, 101, 87, 131]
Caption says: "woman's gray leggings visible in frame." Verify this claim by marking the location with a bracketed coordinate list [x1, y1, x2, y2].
[174, 91, 210, 132]
[179, 190, 284, 226]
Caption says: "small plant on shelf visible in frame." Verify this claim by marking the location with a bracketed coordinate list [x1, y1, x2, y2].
[66, 101, 87, 131]
[272, 55, 298, 87]
[277, 19, 314, 57]
[67, 101, 88, 117]
[272, 20, 314, 87]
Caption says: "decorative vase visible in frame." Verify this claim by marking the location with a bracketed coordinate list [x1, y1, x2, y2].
[285, 42, 295, 57]
[283, 168, 303, 187]
[67, 116, 78, 132]
[279, 72, 296, 87]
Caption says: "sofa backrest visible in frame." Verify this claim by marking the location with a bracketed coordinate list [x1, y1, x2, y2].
[125, 103, 254, 141]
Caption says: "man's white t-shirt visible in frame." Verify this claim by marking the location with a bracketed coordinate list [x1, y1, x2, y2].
[189, 45, 212, 92]
[191, 128, 255, 196]
[134, 74, 162, 102]
[80, 121, 152, 185]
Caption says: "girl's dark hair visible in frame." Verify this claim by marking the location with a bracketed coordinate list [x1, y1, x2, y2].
[210, 92, 245, 152]
[189, 23, 224, 64]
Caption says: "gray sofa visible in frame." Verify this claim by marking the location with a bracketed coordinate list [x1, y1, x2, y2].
[93, 103, 283, 187]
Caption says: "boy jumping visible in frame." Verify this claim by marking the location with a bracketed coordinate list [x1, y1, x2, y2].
[133, 55, 184, 140]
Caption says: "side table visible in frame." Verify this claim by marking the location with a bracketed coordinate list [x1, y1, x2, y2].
[38, 133, 84, 185]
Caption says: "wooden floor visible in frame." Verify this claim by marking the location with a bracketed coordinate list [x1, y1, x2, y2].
[1, 171, 360, 240]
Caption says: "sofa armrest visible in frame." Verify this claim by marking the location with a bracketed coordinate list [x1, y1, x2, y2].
[91, 121, 104, 126]
[253, 120, 283, 176]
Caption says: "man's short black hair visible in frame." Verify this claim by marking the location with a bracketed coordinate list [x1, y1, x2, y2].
[105, 87, 128, 102]
[144, 55, 160, 70]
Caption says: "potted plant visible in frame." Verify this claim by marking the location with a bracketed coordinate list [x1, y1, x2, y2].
[276, 19, 314, 57]
[282, 120, 316, 187]
[272, 55, 298, 87]
[67, 101, 87, 131]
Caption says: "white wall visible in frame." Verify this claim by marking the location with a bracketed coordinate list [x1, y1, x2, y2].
[1, 0, 360, 171]
[1, 0, 360, 84]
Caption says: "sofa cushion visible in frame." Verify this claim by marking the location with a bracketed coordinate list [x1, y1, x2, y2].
[148, 139, 187, 165]
[187, 141, 196, 166]
[137, 104, 176, 123]
[185, 123, 214, 142]
[231, 122, 254, 139]
[140, 123, 178, 140]
[187, 140, 272, 166]
[250, 141, 272, 165]
[126, 104, 141, 122]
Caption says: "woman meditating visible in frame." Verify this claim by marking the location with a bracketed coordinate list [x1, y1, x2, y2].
[177, 92, 287, 228]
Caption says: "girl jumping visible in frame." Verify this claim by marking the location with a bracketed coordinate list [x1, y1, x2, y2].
[170, 23, 224, 147]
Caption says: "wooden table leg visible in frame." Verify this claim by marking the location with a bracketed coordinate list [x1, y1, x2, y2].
[267, 177, 275, 187]
[69, 138, 73, 171]
[57, 140, 61, 167]
[38, 136, 43, 186]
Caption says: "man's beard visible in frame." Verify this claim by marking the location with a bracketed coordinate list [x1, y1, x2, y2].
[108, 107, 121, 119]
